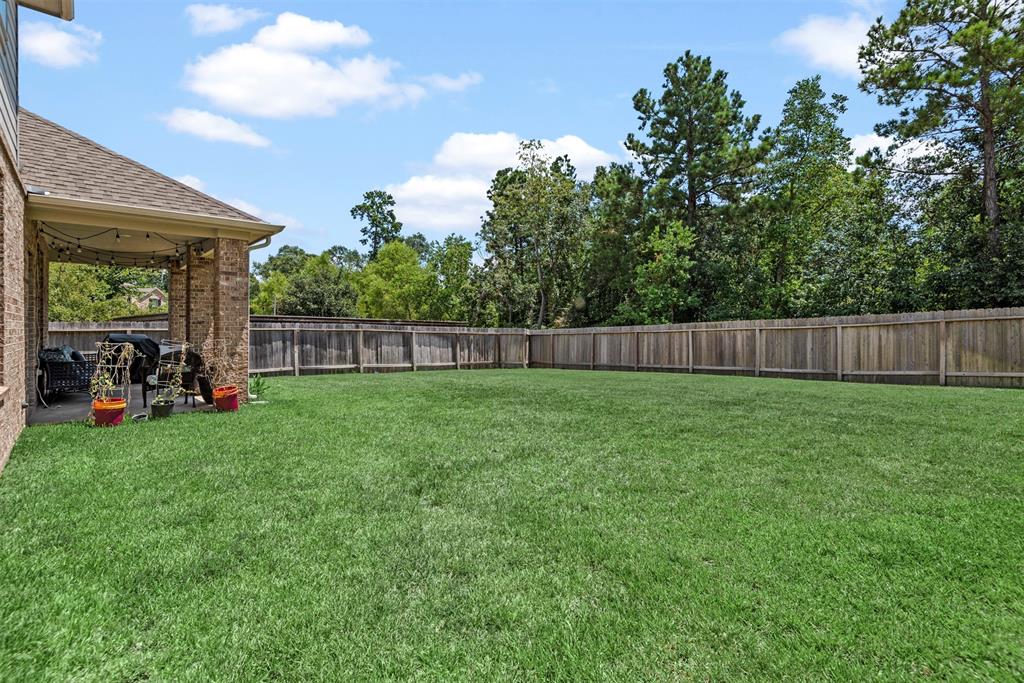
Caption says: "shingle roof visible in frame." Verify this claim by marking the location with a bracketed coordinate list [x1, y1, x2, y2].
[19, 108, 264, 223]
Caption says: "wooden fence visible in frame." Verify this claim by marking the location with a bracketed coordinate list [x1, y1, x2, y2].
[249, 324, 529, 375]
[48, 306, 1024, 388]
[528, 306, 1024, 388]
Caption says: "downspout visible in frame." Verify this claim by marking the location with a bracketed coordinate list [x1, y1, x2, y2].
[248, 236, 272, 252]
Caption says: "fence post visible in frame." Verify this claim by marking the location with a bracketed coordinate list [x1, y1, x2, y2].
[591, 332, 596, 370]
[634, 331, 640, 371]
[357, 329, 364, 373]
[938, 320, 946, 386]
[455, 333, 461, 370]
[411, 330, 417, 371]
[523, 332, 529, 369]
[292, 328, 300, 377]
[754, 327, 761, 377]
[688, 329, 693, 373]
[496, 332, 502, 368]
[836, 325, 843, 382]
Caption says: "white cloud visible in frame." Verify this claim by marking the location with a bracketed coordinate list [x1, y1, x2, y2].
[850, 133, 946, 167]
[387, 175, 492, 231]
[433, 131, 521, 174]
[850, 133, 892, 159]
[775, 13, 871, 78]
[434, 131, 616, 179]
[161, 108, 271, 147]
[389, 131, 617, 233]
[186, 46, 426, 117]
[252, 12, 371, 52]
[418, 71, 483, 92]
[184, 12, 475, 118]
[186, 4, 265, 35]
[20, 21, 101, 68]
[174, 174, 206, 191]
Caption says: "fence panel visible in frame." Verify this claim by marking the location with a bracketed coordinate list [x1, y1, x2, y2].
[49, 307, 1024, 389]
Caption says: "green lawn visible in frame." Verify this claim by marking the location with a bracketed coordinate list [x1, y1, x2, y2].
[1, 370, 1022, 681]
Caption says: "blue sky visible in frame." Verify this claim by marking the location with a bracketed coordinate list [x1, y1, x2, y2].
[21, 0, 897, 260]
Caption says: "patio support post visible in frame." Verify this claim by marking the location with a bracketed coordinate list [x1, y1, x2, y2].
[183, 239, 249, 397]
[168, 264, 186, 342]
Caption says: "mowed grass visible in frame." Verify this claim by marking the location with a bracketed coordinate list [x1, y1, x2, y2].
[1, 370, 1023, 681]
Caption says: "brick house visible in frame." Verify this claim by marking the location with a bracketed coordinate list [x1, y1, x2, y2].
[0, 1, 283, 470]
[132, 287, 168, 310]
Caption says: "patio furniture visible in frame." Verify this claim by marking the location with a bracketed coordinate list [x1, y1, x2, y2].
[155, 342, 212, 407]
[102, 334, 162, 408]
[37, 346, 97, 403]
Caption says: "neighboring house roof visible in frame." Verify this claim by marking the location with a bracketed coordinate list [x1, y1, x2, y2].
[133, 287, 167, 303]
[19, 108, 262, 223]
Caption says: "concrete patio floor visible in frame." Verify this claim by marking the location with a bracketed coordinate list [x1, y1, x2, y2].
[28, 384, 212, 426]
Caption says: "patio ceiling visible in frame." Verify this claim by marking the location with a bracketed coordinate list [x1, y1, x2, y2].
[20, 109, 283, 267]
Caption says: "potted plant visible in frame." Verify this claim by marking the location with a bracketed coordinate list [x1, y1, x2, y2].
[90, 342, 135, 427]
[150, 391, 176, 419]
[212, 385, 240, 412]
[202, 339, 240, 412]
[90, 369, 127, 427]
[151, 353, 185, 419]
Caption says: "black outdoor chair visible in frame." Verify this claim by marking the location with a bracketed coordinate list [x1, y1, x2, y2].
[156, 345, 213, 407]
[37, 346, 97, 402]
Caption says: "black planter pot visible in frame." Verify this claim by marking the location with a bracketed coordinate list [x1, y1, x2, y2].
[151, 401, 174, 419]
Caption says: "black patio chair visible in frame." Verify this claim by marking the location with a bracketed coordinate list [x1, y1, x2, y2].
[37, 346, 97, 403]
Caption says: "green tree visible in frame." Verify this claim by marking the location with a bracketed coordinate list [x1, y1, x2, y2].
[254, 245, 312, 280]
[355, 241, 434, 319]
[478, 141, 592, 327]
[859, 0, 1024, 245]
[751, 77, 856, 317]
[426, 235, 475, 321]
[625, 51, 763, 318]
[325, 245, 365, 270]
[351, 190, 403, 259]
[402, 232, 431, 262]
[277, 255, 357, 317]
[250, 271, 291, 315]
[618, 222, 698, 324]
[579, 163, 646, 325]
[48, 263, 139, 321]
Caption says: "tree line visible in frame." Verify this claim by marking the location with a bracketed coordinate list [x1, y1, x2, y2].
[252, 1, 1023, 328]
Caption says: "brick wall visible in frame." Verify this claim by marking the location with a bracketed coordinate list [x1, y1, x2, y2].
[168, 263, 186, 342]
[214, 238, 249, 396]
[0, 137, 25, 471]
[181, 239, 249, 398]
[23, 220, 46, 406]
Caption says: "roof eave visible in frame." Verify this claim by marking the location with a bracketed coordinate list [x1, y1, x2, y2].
[26, 193, 285, 245]
[18, 0, 74, 20]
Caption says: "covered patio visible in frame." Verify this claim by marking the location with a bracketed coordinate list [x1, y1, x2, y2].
[20, 109, 283, 421]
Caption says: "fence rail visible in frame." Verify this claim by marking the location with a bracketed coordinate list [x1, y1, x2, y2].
[48, 306, 1024, 388]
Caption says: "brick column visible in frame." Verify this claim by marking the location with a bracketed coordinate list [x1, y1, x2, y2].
[23, 221, 47, 406]
[214, 239, 249, 396]
[186, 249, 217, 346]
[183, 239, 249, 398]
[167, 264, 186, 342]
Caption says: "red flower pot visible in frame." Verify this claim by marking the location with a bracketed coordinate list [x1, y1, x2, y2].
[93, 398, 127, 426]
[213, 385, 239, 412]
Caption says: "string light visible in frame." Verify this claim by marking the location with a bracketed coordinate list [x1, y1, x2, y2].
[39, 224, 208, 268]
